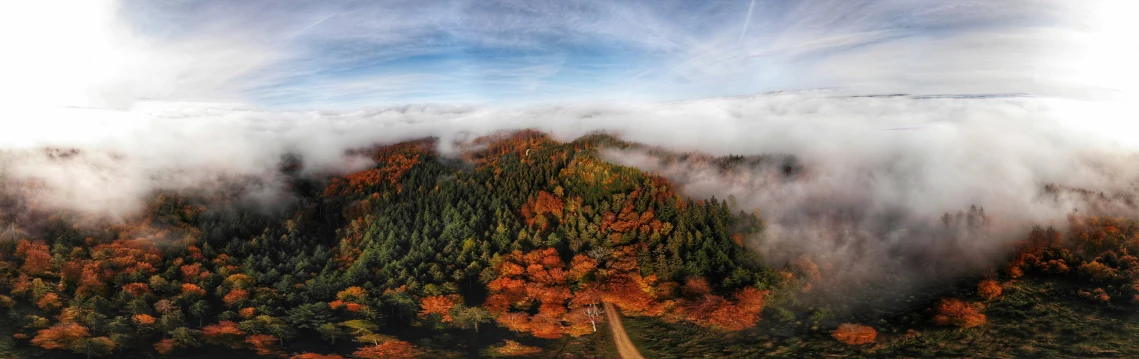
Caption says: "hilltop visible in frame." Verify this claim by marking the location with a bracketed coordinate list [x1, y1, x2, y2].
[0, 130, 1136, 358]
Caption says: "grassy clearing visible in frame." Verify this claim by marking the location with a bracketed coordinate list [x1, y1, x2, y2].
[620, 277, 1139, 358]
[531, 322, 620, 359]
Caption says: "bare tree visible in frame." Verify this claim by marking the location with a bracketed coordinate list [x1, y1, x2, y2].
[582, 302, 604, 332]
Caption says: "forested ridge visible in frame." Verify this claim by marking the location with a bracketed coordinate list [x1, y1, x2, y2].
[0, 130, 776, 358]
[3, 130, 1138, 358]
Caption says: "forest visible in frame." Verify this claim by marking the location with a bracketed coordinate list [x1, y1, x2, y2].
[2, 130, 1137, 358]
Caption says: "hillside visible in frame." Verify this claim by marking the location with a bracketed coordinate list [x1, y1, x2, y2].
[623, 218, 1139, 358]
[1, 130, 1136, 358]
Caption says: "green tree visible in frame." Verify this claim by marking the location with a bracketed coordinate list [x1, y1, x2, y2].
[451, 305, 492, 332]
[287, 302, 332, 329]
[169, 327, 202, 349]
[188, 300, 210, 327]
[317, 322, 346, 345]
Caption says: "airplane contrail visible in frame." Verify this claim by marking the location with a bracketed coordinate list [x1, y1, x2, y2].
[737, 0, 756, 44]
[287, 13, 340, 40]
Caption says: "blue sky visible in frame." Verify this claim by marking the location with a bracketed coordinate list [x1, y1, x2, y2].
[1, 0, 1131, 109]
[118, 0, 749, 107]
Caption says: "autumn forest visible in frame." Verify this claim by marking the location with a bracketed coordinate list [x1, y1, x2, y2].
[2, 130, 1139, 358]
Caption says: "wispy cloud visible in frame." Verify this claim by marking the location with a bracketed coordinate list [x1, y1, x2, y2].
[1, 0, 1132, 108]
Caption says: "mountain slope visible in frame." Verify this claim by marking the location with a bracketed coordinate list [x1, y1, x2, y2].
[0, 130, 1136, 358]
[0, 130, 774, 358]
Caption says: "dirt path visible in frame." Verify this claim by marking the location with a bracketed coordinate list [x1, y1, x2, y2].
[603, 302, 647, 359]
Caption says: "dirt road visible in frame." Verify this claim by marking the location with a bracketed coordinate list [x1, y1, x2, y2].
[603, 302, 647, 359]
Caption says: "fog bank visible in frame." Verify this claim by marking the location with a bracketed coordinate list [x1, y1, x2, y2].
[2, 93, 1137, 298]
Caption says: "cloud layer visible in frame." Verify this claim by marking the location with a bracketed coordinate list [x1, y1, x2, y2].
[599, 94, 1139, 300]
[1, 91, 1137, 308]
[3, 93, 1135, 223]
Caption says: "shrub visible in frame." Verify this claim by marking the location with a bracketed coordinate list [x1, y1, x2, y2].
[977, 280, 1002, 300]
[933, 298, 987, 328]
[831, 323, 877, 345]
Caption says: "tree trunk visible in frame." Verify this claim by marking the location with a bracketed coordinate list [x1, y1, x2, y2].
[589, 303, 600, 332]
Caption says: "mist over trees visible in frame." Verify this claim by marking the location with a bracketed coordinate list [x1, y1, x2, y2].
[0, 130, 781, 357]
[1, 129, 1137, 358]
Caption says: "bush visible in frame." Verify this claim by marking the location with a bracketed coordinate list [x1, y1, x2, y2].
[933, 298, 987, 328]
[977, 280, 1002, 301]
[831, 323, 877, 345]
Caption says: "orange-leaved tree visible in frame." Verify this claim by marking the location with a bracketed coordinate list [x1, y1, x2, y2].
[203, 321, 246, 348]
[418, 295, 458, 323]
[181, 283, 206, 298]
[676, 278, 768, 331]
[832, 323, 877, 345]
[977, 279, 1002, 300]
[933, 298, 987, 328]
[492, 340, 543, 357]
[223, 288, 249, 307]
[31, 321, 115, 357]
[353, 340, 417, 359]
[330, 286, 371, 314]
[245, 334, 282, 356]
[17, 240, 53, 275]
[486, 248, 577, 338]
[154, 338, 177, 355]
[31, 322, 90, 350]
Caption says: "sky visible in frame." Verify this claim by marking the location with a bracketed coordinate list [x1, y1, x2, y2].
[0, 0, 1135, 109]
